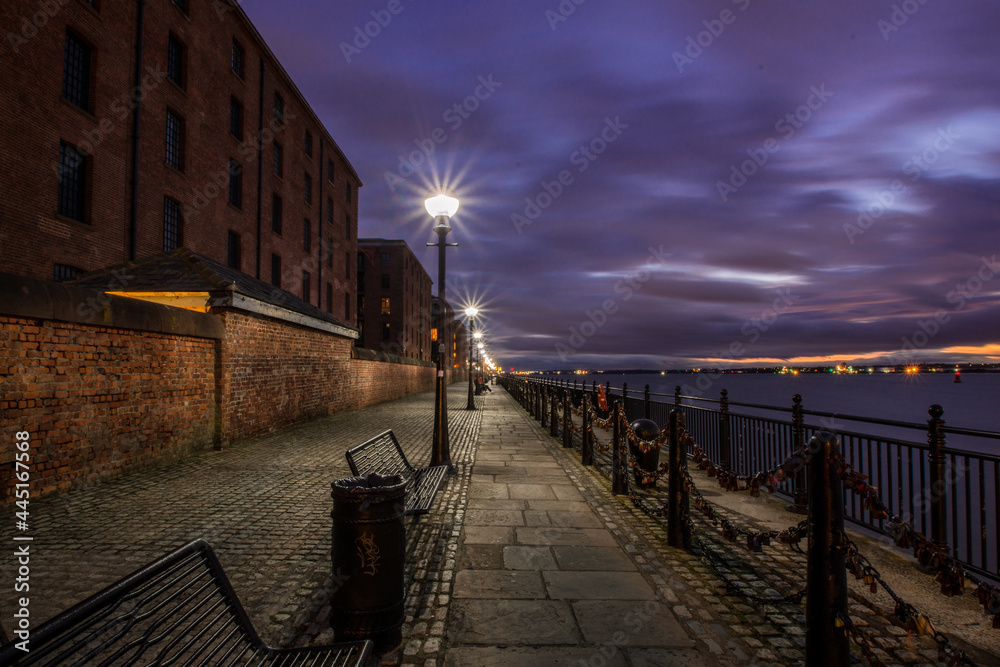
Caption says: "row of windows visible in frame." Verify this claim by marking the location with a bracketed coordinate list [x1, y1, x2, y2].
[61, 28, 356, 201]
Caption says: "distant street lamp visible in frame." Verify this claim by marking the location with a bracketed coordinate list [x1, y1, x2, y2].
[464, 306, 478, 409]
[426, 193, 460, 472]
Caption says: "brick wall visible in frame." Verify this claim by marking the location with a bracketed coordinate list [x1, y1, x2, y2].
[1, 273, 453, 502]
[0, 315, 218, 499]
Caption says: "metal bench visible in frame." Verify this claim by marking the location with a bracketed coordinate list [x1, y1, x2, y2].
[0, 539, 371, 666]
[346, 430, 448, 515]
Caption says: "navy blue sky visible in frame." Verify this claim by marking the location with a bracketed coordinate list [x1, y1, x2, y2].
[243, 0, 1000, 371]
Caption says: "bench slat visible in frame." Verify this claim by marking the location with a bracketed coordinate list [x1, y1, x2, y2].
[0, 540, 371, 667]
[346, 430, 447, 515]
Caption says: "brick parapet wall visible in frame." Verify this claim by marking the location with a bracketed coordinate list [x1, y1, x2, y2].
[0, 315, 218, 499]
[0, 274, 456, 502]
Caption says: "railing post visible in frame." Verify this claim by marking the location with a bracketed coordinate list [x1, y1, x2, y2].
[674, 385, 681, 409]
[622, 383, 629, 420]
[927, 404, 948, 551]
[805, 432, 850, 667]
[582, 395, 593, 466]
[719, 389, 731, 471]
[644, 384, 651, 420]
[612, 401, 626, 495]
[550, 387, 559, 437]
[790, 394, 808, 514]
[563, 390, 572, 448]
[536, 385, 543, 423]
[667, 409, 690, 549]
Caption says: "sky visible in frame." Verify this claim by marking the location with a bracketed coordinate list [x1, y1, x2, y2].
[241, 0, 1000, 371]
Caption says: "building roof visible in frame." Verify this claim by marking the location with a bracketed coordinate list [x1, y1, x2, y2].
[71, 248, 357, 336]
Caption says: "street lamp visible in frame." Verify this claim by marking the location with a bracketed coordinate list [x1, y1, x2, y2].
[473, 331, 483, 391]
[477, 341, 486, 385]
[464, 306, 478, 409]
[426, 193, 460, 472]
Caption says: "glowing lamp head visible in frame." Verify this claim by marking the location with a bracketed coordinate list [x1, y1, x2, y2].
[464, 306, 478, 318]
[478, 343, 484, 350]
[473, 331, 483, 340]
[425, 194, 460, 219]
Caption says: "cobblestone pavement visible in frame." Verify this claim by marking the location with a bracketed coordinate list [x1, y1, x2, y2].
[0, 384, 482, 653]
[5, 384, 997, 667]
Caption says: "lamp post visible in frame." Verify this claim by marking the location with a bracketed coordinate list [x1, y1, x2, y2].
[426, 193, 459, 472]
[464, 307, 478, 409]
[473, 332, 483, 392]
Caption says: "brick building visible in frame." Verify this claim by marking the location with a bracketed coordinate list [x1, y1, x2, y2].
[0, 0, 360, 324]
[356, 239, 434, 361]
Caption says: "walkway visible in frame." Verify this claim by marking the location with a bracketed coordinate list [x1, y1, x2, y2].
[445, 387, 719, 666]
[4, 385, 994, 666]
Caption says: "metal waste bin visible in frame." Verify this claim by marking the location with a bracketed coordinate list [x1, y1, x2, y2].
[330, 473, 406, 654]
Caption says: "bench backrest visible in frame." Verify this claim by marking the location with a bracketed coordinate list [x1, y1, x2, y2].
[346, 430, 415, 482]
[0, 540, 368, 666]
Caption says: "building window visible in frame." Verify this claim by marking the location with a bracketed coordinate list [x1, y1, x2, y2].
[230, 97, 243, 138]
[274, 92, 284, 123]
[303, 218, 311, 252]
[304, 130, 313, 157]
[345, 252, 350, 278]
[63, 30, 92, 111]
[165, 109, 184, 170]
[167, 33, 184, 88]
[380, 253, 390, 267]
[57, 142, 87, 222]
[227, 231, 241, 269]
[326, 196, 333, 224]
[271, 254, 281, 287]
[273, 142, 283, 177]
[231, 40, 244, 77]
[325, 282, 333, 313]
[345, 292, 351, 320]
[382, 323, 390, 341]
[163, 197, 181, 251]
[271, 194, 282, 234]
[327, 159, 334, 181]
[346, 215, 352, 240]
[304, 173, 312, 204]
[53, 264, 81, 282]
[302, 271, 311, 303]
[381, 274, 390, 290]
[381, 297, 390, 315]
[228, 159, 242, 208]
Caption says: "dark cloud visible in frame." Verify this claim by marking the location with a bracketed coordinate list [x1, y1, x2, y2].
[244, 0, 1000, 370]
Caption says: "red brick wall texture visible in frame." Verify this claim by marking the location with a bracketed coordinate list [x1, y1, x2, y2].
[1, 310, 440, 502]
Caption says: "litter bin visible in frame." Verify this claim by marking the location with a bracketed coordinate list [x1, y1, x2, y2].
[330, 473, 406, 654]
